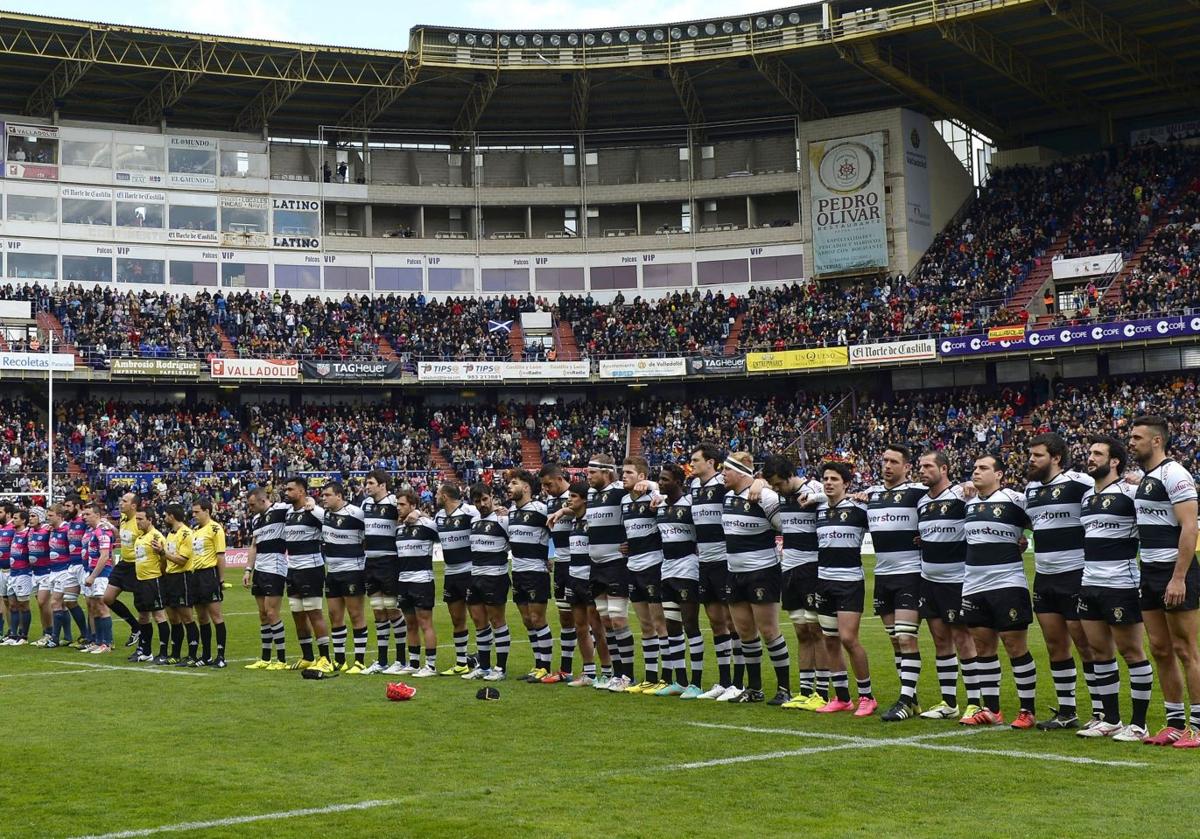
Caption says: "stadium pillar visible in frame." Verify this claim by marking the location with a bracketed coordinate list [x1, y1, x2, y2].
[363, 205, 374, 238]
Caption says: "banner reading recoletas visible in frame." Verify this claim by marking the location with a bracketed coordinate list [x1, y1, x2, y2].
[746, 347, 849, 373]
[301, 360, 402, 380]
[809, 131, 888, 276]
[687, 355, 747, 376]
[939, 314, 1200, 357]
[209, 358, 298, 380]
[0, 352, 76, 372]
[110, 358, 201, 377]
[598, 357, 687, 379]
[848, 339, 937, 366]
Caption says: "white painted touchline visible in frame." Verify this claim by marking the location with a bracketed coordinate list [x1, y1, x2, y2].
[68, 798, 403, 839]
[49, 659, 209, 677]
[666, 742, 870, 770]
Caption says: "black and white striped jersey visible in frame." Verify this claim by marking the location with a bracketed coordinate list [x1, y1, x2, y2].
[658, 494, 698, 581]
[917, 486, 967, 584]
[963, 489, 1030, 596]
[284, 505, 325, 570]
[435, 502, 480, 577]
[362, 494, 399, 562]
[1135, 459, 1198, 565]
[321, 503, 366, 574]
[569, 518, 591, 582]
[865, 482, 925, 577]
[1081, 482, 1139, 589]
[690, 474, 728, 564]
[816, 498, 869, 582]
[547, 490, 572, 562]
[396, 515, 438, 584]
[470, 512, 510, 577]
[722, 487, 782, 573]
[509, 501, 550, 574]
[624, 493, 664, 573]
[587, 481, 627, 566]
[780, 479, 823, 572]
[251, 501, 290, 577]
[1025, 471, 1093, 575]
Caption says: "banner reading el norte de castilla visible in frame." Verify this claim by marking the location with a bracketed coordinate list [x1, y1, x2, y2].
[809, 131, 889, 276]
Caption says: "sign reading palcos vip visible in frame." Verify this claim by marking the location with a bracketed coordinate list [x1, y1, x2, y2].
[808, 132, 888, 276]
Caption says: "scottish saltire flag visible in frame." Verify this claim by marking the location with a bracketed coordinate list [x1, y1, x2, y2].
[488, 319, 513, 333]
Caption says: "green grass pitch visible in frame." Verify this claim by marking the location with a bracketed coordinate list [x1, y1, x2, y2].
[3, 558, 1198, 838]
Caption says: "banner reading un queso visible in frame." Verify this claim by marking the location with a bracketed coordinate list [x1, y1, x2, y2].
[746, 346, 849, 373]
[809, 132, 888, 276]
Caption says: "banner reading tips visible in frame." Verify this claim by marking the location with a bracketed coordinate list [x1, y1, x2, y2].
[809, 132, 888, 276]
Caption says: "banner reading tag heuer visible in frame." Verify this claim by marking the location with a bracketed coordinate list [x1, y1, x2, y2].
[809, 132, 888, 276]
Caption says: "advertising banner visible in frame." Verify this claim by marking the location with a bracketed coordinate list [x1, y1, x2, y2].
[746, 346, 849, 373]
[1051, 253, 1123, 280]
[0, 352, 76, 372]
[416, 360, 504, 382]
[501, 361, 590, 380]
[848, 338, 937, 366]
[598, 357, 687, 379]
[110, 358, 201, 377]
[938, 314, 1200, 357]
[1131, 119, 1200, 145]
[686, 355, 747, 376]
[988, 325, 1026, 342]
[301, 359, 402, 380]
[901, 110, 933, 258]
[271, 197, 321, 250]
[114, 170, 165, 186]
[808, 131, 888, 275]
[5, 124, 59, 181]
[167, 136, 218, 190]
[208, 357, 298, 380]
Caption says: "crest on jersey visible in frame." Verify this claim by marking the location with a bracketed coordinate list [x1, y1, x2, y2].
[1141, 478, 1158, 494]
[892, 491, 904, 502]
[1051, 487, 1062, 499]
[675, 508, 685, 520]
[1102, 497, 1113, 509]
[743, 501, 752, 512]
[939, 503, 949, 514]
[992, 506, 1003, 518]
[754, 587, 766, 600]
[1009, 608, 1018, 620]
[839, 511, 849, 521]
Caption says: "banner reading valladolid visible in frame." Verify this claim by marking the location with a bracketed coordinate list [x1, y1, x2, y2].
[746, 347, 849, 373]
[209, 358, 298, 380]
[848, 339, 936, 366]
[301, 360, 402, 380]
[110, 358, 201, 377]
[939, 314, 1200, 357]
[687, 355, 747, 376]
[809, 132, 888, 276]
[598, 357, 687, 379]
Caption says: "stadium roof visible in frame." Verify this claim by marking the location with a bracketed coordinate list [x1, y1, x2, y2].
[0, 0, 1196, 145]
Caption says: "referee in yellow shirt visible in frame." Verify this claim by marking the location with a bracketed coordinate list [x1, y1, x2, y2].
[133, 509, 170, 664]
[190, 499, 228, 668]
[156, 503, 199, 665]
[102, 492, 146, 648]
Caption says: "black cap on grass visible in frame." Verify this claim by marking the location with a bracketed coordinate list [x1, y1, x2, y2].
[475, 687, 500, 700]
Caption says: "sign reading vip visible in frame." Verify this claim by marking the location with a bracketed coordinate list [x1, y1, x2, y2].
[808, 132, 888, 276]
[939, 315, 1200, 357]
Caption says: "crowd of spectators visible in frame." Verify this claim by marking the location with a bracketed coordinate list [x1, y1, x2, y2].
[557, 291, 736, 358]
[529, 400, 628, 467]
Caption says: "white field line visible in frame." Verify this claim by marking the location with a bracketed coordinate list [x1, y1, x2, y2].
[0, 669, 116, 679]
[685, 721, 1148, 768]
[49, 659, 209, 677]
[69, 799, 403, 839]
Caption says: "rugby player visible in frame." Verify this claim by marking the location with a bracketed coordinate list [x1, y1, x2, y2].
[960, 455, 1038, 728]
[158, 504, 199, 665]
[60, 497, 91, 647]
[190, 499, 229, 668]
[539, 464, 578, 684]
[28, 507, 53, 645]
[1023, 433, 1097, 731]
[690, 445, 739, 699]
[392, 489, 439, 677]
[1128, 416, 1200, 746]
[463, 482, 512, 682]
[434, 483, 480, 675]
[4, 509, 31, 644]
[563, 481, 613, 687]
[1076, 435, 1153, 740]
[812, 461, 875, 715]
[361, 471, 404, 675]
[243, 488, 291, 670]
[132, 509, 170, 664]
[0, 503, 13, 640]
[320, 482, 369, 674]
[621, 456, 669, 694]
[44, 505, 74, 647]
[655, 463, 705, 698]
[283, 477, 332, 673]
[721, 451, 790, 705]
[507, 470, 554, 683]
[81, 503, 115, 653]
[915, 452, 981, 721]
[762, 455, 829, 711]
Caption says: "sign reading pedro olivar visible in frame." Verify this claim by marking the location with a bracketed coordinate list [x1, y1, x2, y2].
[809, 132, 888, 276]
